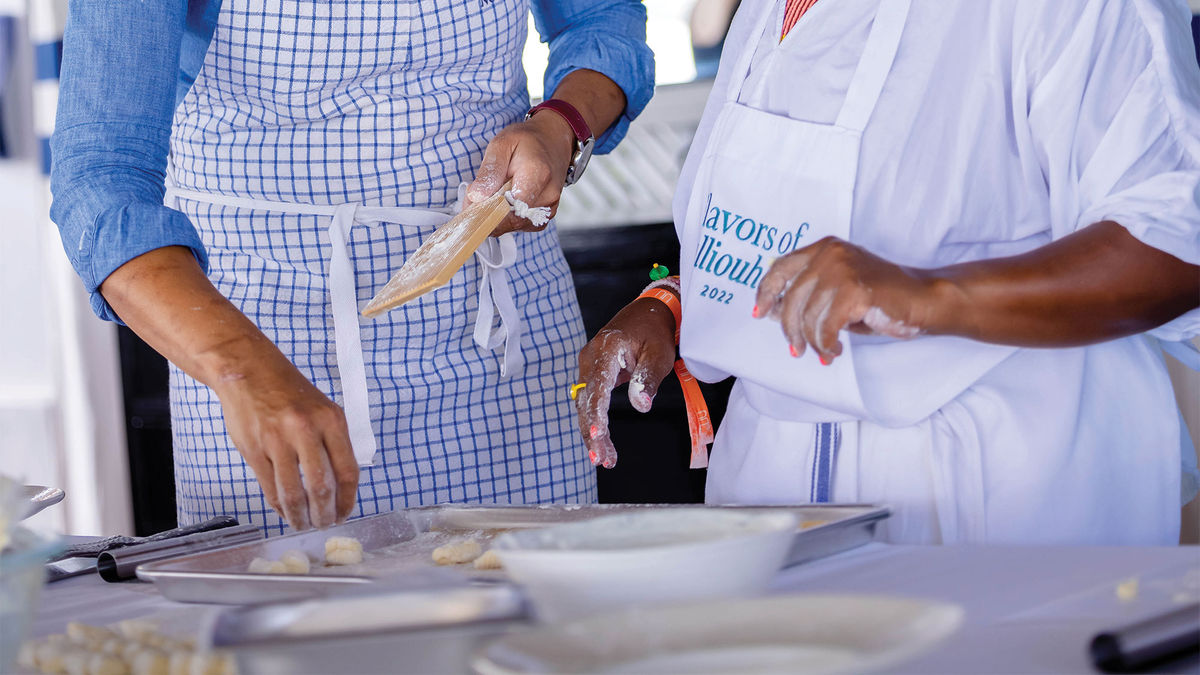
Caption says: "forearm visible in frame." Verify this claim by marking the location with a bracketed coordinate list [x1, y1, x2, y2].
[547, 68, 627, 142]
[99, 246, 287, 390]
[922, 221, 1200, 347]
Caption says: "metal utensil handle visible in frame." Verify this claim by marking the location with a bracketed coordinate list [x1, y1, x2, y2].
[1091, 602, 1200, 673]
[99, 524, 263, 582]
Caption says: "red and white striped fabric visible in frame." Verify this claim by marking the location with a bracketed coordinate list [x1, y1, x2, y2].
[781, 0, 821, 38]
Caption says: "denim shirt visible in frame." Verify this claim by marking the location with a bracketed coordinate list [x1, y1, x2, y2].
[50, 1, 655, 322]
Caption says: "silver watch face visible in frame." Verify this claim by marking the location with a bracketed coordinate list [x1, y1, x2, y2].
[566, 137, 596, 185]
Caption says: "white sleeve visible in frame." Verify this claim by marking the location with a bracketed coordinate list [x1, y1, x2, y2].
[1022, 0, 1200, 341]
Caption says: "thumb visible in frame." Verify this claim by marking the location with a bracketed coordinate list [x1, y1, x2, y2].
[468, 138, 514, 204]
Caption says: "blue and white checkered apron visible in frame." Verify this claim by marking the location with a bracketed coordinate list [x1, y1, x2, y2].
[165, 0, 596, 534]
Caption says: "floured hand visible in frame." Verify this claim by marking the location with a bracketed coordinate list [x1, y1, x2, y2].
[575, 297, 677, 468]
[465, 111, 575, 236]
[754, 237, 931, 365]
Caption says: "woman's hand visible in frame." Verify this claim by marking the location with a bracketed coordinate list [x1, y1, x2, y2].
[466, 111, 575, 236]
[754, 237, 934, 365]
[575, 297, 678, 468]
[754, 222, 1200, 359]
[100, 246, 360, 531]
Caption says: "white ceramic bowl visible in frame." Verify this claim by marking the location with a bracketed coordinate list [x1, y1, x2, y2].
[0, 527, 61, 671]
[492, 508, 798, 621]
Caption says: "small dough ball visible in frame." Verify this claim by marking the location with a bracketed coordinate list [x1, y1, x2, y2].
[67, 622, 117, 648]
[62, 648, 92, 675]
[247, 557, 287, 574]
[129, 649, 169, 675]
[139, 633, 174, 651]
[279, 549, 311, 575]
[190, 651, 234, 675]
[166, 651, 191, 675]
[432, 539, 482, 565]
[116, 619, 158, 643]
[36, 640, 69, 674]
[324, 536, 364, 566]
[1116, 577, 1139, 602]
[472, 549, 503, 570]
[17, 640, 39, 670]
[173, 638, 196, 653]
[87, 653, 130, 675]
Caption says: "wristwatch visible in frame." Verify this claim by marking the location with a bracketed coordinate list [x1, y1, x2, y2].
[526, 99, 595, 186]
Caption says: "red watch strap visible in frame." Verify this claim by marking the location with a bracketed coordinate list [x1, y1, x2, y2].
[527, 99, 593, 143]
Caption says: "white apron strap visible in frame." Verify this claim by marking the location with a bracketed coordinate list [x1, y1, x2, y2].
[328, 203, 378, 465]
[451, 183, 526, 379]
[472, 234, 525, 377]
[835, 0, 912, 131]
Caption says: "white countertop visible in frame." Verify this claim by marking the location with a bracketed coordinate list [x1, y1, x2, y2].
[28, 542, 1200, 674]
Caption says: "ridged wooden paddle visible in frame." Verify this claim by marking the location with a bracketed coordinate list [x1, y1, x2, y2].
[362, 182, 513, 318]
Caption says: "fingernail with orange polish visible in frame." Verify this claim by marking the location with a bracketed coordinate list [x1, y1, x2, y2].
[819, 355, 829, 366]
[752, 304, 759, 318]
[589, 425, 601, 440]
[588, 450, 598, 464]
[789, 344, 799, 358]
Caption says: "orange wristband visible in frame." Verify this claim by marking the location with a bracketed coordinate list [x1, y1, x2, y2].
[637, 288, 682, 344]
[634, 281, 712, 469]
[674, 359, 714, 469]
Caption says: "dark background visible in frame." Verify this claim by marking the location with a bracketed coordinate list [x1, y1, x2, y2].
[119, 221, 732, 535]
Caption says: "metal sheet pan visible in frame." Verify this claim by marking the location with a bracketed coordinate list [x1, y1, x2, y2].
[139, 504, 888, 607]
[21, 484, 65, 520]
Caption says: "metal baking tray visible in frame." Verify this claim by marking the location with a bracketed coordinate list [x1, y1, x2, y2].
[138, 504, 888, 606]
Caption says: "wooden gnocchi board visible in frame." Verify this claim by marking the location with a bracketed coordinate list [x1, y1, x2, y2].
[361, 181, 513, 318]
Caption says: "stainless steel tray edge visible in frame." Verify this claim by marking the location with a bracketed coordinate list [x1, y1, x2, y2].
[139, 504, 890, 605]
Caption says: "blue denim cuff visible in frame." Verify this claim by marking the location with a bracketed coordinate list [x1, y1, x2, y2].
[82, 202, 209, 323]
[543, 29, 655, 154]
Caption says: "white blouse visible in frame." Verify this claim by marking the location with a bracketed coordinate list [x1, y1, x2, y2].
[673, 0, 1200, 543]
[676, 0, 1200, 340]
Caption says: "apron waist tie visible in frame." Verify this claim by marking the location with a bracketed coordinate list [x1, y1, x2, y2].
[165, 186, 525, 466]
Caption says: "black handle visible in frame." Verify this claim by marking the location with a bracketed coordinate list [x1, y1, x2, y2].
[51, 515, 240, 561]
[140, 516, 239, 543]
[1091, 603, 1200, 673]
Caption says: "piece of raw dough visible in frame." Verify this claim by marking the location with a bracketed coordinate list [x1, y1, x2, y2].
[279, 549, 311, 574]
[432, 539, 482, 565]
[116, 620, 158, 643]
[129, 649, 169, 675]
[190, 651, 234, 675]
[167, 651, 191, 675]
[324, 536, 364, 566]
[88, 653, 129, 675]
[246, 557, 287, 574]
[17, 641, 39, 670]
[34, 640, 69, 674]
[67, 622, 118, 648]
[472, 549, 502, 570]
[61, 648, 91, 675]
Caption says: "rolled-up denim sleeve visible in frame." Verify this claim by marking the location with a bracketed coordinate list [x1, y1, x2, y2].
[532, 0, 655, 153]
[50, 0, 207, 323]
